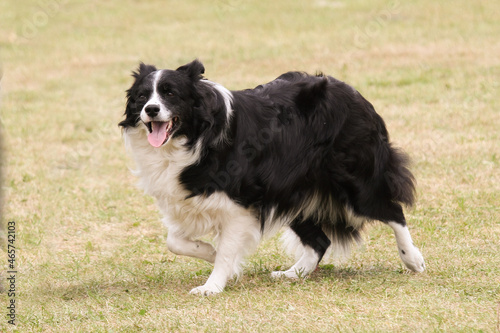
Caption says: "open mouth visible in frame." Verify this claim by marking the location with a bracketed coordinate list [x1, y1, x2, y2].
[145, 117, 179, 148]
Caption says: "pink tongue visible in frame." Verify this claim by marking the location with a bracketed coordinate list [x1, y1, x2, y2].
[147, 122, 169, 147]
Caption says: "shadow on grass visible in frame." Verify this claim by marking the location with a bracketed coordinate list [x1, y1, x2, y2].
[227, 262, 415, 294]
[46, 260, 414, 300]
[47, 266, 213, 301]
[51, 278, 200, 301]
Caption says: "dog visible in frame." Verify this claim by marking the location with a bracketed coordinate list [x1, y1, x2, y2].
[119, 59, 425, 295]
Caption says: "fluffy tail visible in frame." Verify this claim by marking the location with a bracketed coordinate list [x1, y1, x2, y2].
[386, 146, 416, 207]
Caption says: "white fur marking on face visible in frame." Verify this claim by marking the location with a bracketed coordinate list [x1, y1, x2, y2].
[140, 70, 172, 123]
[388, 222, 425, 272]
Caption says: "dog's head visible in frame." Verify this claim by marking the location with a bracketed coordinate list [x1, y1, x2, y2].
[119, 59, 208, 148]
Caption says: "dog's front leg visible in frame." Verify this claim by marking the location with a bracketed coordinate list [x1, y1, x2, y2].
[166, 233, 216, 263]
[189, 215, 261, 296]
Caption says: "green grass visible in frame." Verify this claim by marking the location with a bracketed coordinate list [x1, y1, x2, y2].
[1, 0, 499, 331]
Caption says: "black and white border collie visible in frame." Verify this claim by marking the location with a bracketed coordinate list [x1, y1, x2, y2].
[120, 59, 425, 295]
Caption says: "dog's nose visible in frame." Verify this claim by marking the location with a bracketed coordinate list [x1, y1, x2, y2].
[145, 104, 160, 118]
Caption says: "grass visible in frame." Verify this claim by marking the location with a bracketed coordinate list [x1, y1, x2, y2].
[1, 0, 499, 331]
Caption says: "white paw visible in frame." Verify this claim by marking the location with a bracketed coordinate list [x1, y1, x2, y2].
[189, 284, 223, 296]
[400, 245, 426, 273]
[271, 268, 306, 279]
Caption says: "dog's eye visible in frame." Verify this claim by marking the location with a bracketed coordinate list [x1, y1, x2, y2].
[137, 94, 147, 102]
[161, 85, 174, 97]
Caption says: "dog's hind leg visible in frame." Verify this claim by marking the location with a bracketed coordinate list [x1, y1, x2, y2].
[272, 219, 331, 279]
[189, 214, 261, 296]
[388, 221, 425, 272]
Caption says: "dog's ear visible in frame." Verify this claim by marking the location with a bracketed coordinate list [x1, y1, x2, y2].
[119, 63, 157, 128]
[126, 63, 157, 99]
[132, 63, 157, 81]
[176, 59, 205, 81]
[296, 77, 329, 113]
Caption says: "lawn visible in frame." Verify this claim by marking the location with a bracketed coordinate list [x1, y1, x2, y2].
[0, 0, 499, 331]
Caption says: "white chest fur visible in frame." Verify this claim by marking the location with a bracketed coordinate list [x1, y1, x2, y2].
[123, 127, 246, 239]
